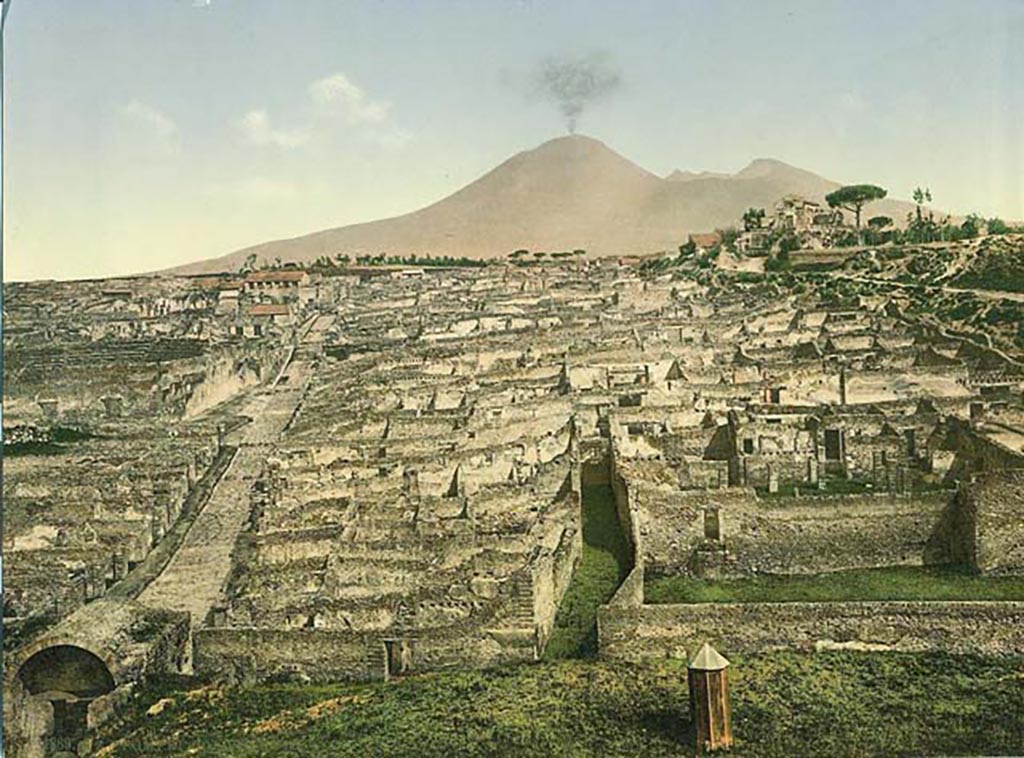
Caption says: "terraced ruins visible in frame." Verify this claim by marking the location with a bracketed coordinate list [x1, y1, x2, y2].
[4, 234, 1024, 756]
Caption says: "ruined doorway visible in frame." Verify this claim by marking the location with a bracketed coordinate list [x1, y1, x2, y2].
[824, 429, 844, 461]
[904, 429, 917, 458]
[51, 700, 91, 748]
[703, 507, 721, 542]
[383, 639, 413, 679]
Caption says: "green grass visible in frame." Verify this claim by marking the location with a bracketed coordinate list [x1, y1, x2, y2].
[645, 564, 1024, 605]
[95, 652, 1024, 757]
[950, 250, 1024, 293]
[543, 485, 632, 659]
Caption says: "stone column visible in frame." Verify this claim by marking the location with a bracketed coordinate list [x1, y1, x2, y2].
[37, 398, 59, 420]
[111, 550, 129, 582]
[807, 457, 819, 486]
[151, 518, 165, 545]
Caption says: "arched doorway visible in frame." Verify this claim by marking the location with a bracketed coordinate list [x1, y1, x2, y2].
[17, 645, 115, 755]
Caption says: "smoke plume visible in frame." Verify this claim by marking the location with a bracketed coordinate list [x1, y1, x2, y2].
[536, 52, 622, 134]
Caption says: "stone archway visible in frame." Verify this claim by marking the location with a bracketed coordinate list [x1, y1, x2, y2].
[18, 644, 115, 698]
[15, 645, 115, 756]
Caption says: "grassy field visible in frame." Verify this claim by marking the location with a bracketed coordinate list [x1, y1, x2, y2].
[95, 652, 1024, 757]
[645, 564, 1024, 605]
[543, 485, 633, 659]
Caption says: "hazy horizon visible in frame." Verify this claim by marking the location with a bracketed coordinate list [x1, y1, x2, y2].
[5, 0, 1022, 281]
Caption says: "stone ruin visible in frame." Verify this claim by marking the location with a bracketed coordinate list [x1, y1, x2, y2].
[3, 255, 1024, 754]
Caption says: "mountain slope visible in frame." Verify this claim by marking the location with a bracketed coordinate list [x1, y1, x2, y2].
[167, 136, 922, 275]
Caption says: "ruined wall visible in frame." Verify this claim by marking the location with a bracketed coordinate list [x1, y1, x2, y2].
[598, 600, 1024, 661]
[610, 466, 638, 554]
[138, 610, 192, 677]
[639, 487, 956, 578]
[964, 470, 1024, 575]
[580, 457, 610, 487]
[413, 628, 536, 671]
[181, 349, 269, 419]
[738, 453, 821, 488]
[677, 459, 730, 489]
[3, 604, 190, 758]
[606, 563, 644, 608]
[193, 628, 385, 684]
[944, 419, 1024, 478]
[193, 625, 537, 685]
[533, 469, 583, 651]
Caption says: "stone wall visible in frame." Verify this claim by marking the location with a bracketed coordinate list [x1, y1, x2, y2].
[533, 467, 583, 651]
[606, 564, 644, 608]
[3, 603, 190, 758]
[193, 628, 385, 684]
[193, 625, 537, 685]
[598, 600, 1024, 662]
[610, 453, 640, 556]
[638, 486, 956, 578]
[964, 469, 1024, 575]
[944, 418, 1024, 479]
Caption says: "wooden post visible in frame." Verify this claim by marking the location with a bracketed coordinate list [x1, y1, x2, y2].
[688, 643, 732, 754]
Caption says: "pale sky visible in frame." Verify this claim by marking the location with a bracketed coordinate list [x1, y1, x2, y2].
[4, 0, 1023, 281]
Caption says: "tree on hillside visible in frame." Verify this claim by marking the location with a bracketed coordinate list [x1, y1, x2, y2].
[987, 218, 1010, 235]
[825, 185, 888, 241]
[717, 226, 740, 253]
[907, 187, 940, 243]
[960, 214, 984, 239]
[743, 207, 766, 231]
[912, 187, 932, 221]
[239, 253, 258, 274]
[868, 216, 893, 229]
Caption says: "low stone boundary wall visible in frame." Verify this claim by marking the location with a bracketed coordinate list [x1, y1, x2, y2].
[598, 600, 1024, 661]
[641, 487, 958, 578]
[194, 628, 385, 685]
[194, 625, 538, 685]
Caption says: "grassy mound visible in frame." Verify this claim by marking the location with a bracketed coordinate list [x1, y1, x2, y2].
[95, 653, 1024, 757]
[645, 565, 1024, 605]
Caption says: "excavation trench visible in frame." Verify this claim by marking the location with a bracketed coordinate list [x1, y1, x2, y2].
[544, 483, 633, 659]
